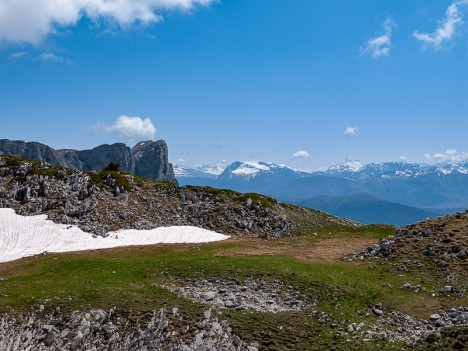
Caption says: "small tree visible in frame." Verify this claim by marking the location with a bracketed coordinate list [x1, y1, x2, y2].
[104, 162, 121, 171]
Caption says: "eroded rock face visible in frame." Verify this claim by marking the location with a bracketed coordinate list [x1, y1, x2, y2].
[0, 139, 64, 166]
[0, 139, 177, 184]
[131, 140, 178, 184]
[77, 143, 135, 175]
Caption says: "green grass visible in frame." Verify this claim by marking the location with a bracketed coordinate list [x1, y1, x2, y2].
[0, 236, 463, 350]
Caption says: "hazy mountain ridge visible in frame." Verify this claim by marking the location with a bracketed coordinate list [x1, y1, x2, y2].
[299, 193, 439, 226]
[318, 160, 468, 180]
[176, 160, 468, 224]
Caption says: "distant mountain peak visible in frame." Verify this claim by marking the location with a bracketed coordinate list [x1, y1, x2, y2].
[326, 160, 365, 173]
[221, 161, 297, 180]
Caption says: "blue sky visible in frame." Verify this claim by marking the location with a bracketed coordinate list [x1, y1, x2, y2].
[1, 0, 467, 170]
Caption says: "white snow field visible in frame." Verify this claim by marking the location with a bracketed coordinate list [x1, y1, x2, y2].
[0, 208, 230, 263]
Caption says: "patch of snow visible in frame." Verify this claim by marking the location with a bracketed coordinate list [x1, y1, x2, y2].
[173, 165, 191, 177]
[231, 161, 272, 177]
[0, 209, 230, 263]
[328, 161, 364, 173]
[196, 164, 225, 176]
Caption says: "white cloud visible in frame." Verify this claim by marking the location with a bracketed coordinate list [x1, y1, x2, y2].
[105, 115, 157, 139]
[38, 52, 64, 63]
[177, 158, 186, 162]
[0, 0, 216, 45]
[8, 51, 28, 60]
[413, 0, 468, 50]
[399, 155, 407, 161]
[293, 150, 311, 159]
[361, 18, 396, 59]
[344, 126, 359, 136]
[424, 149, 468, 163]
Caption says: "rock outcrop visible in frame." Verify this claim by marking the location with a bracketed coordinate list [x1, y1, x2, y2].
[0, 139, 178, 185]
[131, 140, 177, 184]
[0, 306, 260, 351]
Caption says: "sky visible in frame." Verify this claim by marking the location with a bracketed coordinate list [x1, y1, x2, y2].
[1, 0, 468, 171]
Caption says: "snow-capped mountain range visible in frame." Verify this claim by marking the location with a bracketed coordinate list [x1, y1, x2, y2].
[176, 159, 468, 183]
[174, 159, 468, 213]
[176, 161, 310, 192]
[173, 164, 220, 179]
[317, 160, 468, 180]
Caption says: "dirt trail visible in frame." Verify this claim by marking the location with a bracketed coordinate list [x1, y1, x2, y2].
[214, 237, 377, 263]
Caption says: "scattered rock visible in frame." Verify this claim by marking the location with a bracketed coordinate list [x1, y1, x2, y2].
[165, 277, 311, 313]
[0, 306, 258, 351]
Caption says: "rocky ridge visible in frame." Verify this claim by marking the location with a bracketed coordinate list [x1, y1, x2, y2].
[0, 139, 178, 184]
[0, 155, 354, 238]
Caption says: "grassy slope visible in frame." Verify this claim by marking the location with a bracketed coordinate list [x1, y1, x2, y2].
[0, 224, 465, 351]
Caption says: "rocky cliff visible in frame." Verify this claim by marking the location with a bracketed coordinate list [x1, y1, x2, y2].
[0, 139, 178, 185]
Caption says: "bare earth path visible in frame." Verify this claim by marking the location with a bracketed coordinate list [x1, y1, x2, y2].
[213, 237, 377, 263]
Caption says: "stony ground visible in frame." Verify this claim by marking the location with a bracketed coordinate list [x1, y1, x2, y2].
[0, 306, 259, 351]
[346, 210, 468, 292]
[164, 277, 311, 313]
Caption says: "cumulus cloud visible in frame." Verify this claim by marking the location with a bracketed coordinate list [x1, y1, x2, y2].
[177, 158, 186, 163]
[293, 150, 311, 159]
[413, 0, 468, 50]
[105, 115, 157, 139]
[344, 126, 359, 136]
[361, 18, 396, 59]
[424, 149, 468, 163]
[0, 0, 216, 45]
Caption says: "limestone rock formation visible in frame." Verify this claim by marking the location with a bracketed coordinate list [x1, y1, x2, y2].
[0, 138, 177, 184]
[131, 140, 178, 184]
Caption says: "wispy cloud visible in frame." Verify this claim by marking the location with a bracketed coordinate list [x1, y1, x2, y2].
[344, 126, 359, 137]
[104, 115, 157, 140]
[424, 149, 468, 163]
[8, 51, 28, 60]
[361, 18, 396, 59]
[38, 52, 64, 63]
[292, 150, 311, 159]
[0, 0, 216, 45]
[37, 52, 73, 65]
[413, 1, 468, 50]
